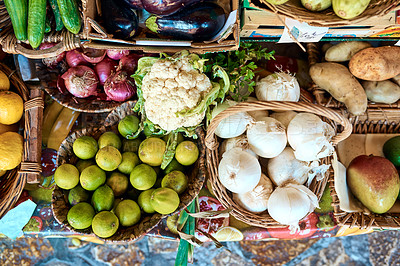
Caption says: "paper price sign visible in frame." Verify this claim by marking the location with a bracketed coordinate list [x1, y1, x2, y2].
[279, 18, 329, 43]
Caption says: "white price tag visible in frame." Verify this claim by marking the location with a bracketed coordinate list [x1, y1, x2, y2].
[278, 18, 329, 43]
[395, 40, 400, 46]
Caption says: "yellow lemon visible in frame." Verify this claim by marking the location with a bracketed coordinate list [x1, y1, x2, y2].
[0, 91, 23, 125]
[0, 132, 23, 170]
[0, 70, 10, 91]
[214, 226, 244, 242]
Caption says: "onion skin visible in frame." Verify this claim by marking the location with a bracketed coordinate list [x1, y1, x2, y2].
[94, 57, 118, 85]
[39, 43, 65, 68]
[66, 49, 89, 68]
[62, 65, 99, 98]
[81, 48, 107, 64]
[118, 53, 141, 74]
[106, 49, 130, 60]
[104, 70, 136, 102]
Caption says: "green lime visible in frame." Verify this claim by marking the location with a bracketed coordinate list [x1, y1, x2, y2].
[80, 165, 106, 191]
[138, 137, 166, 166]
[98, 132, 122, 150]
[76, 159, 96, 173]
[161, 170, 188, 194]
[166, 214, 179, 234]
[73, 136, 98, 160]
[122, 139, 142, 153]
[383, 136, 400, 167]
[138, 189, 155, 213]
[150, 187, 180, 215]
[130, 164, 157, 190]
[67, 202, 95, 229]
[115, 199, 141, 226]
[54, 164, 80, 190]
[118, 115, 140, 139]
[164, 159, 185, 174]
[143, 125, 161, 137]
[92, 211, 119, 238]
[96, 146, 122, 171]
[118, 152, 140, 174]
[175, 141, 199, 166]
[92, 185, 114, 212]
[68, 185, 90, 206]
[111, 198, 122, 213]
[106, 172, 129, 197]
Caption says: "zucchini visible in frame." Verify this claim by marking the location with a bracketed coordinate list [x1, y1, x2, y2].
[49, 0, 64, 31]
[28, 0, 47, 49]
[4, 0, 28, 41]
[57, 0, 81, 34]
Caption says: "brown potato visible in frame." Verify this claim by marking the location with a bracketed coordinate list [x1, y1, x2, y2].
[362, 80, 400, 104]
[310, 62, 367, 115]
[325, 41, 371, 62]
[349, 46, 400, 81]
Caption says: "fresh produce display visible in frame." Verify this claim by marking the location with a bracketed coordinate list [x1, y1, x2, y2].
[53, 112, 200, 238]
[4, 0, 80, 46]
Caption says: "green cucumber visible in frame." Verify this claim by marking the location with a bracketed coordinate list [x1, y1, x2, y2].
[28, 0, 47, 49]
[57, 0, 81, 34]
[4, 0, 28, 41]
[49, 0, 64, 31]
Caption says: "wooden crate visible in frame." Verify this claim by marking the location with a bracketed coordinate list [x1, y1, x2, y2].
[241, 9, 399, 38]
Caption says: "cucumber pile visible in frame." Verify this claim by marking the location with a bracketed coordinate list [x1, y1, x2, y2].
[4, 0, 81, 48]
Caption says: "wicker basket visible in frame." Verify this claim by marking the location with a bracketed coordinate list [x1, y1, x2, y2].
[331, 109, 400, 229]
[307, 42, 400, 110]
[247, 0, 399, 27]
[0, 63, 43, 218]
[205, 101, 352, 228]
[52, 101, 206, 242]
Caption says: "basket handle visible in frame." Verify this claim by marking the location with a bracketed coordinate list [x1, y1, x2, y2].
[205, 101, 352, 150]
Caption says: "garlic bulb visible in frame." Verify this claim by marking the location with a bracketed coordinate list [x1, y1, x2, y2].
[246, 96, 269, 120]
[255, 72, 300, 102]
[270, 111, 297, 128]
[218, 148, 261, 193]
[267, 183, 319, 231]
[287, 113, 335, 161]
[233, 173, 273, 213]
[267, 147, 330, 186]
[212, 100, 253, 139]
[246, 117, 287, 158]
[219, 135, 258, 159]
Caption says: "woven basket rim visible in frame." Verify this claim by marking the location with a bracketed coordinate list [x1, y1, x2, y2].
[205, 100, 352, 228]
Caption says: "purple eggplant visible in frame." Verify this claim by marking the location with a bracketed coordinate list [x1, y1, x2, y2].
[146, 2, 225, 41]
[101, 0, 139, 40]
[117, 0, 144, 9]
[142, 0, 204, 16]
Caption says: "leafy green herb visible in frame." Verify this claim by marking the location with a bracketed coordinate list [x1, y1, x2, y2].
[203, 42, 275, 101]
[175, 200, 196, 266]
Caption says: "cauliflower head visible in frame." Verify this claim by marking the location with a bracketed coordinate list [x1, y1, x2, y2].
[142, 55, 213, 131]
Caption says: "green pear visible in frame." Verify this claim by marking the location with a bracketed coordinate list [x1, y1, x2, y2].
[347, 155, 400, 214]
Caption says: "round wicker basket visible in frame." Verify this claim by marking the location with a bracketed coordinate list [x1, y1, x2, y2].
[0, 62, 43, 218]
[205, 101, 352, 228]
[52, 101, 206, 242]
[249, 0, 399, 27]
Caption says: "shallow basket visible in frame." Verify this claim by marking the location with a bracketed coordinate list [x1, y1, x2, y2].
[248, 0, 399, 27]
[52, 101, 206, 243]
[205, 101, 352, 228]
[307, 42, 400, 110]
[331, 109, 400, 229]
[0, 63, 43, 218]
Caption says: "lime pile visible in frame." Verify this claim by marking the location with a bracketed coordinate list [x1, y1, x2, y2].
[54, 114, 200, 239]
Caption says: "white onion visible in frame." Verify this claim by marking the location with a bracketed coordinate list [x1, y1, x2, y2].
[270, 111, 297, 128]
[218, 148, 261, 193]
[246, 96, 269, 120]
[255, 72, 300, 102]
[212, 100, 253, 139]
[246, 117, 287, 158]
[219, 135, 258, 159]
[287, 113, 335, 161]
[267, 183, 319, 231]
[233, 173, 273, 213]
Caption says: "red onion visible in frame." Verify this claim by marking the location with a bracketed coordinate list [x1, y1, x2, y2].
[40, 43, 65, 68]
[82, 48, 107, 64]
[62, 65, 99, 98]
[107, 49, 130, 60]
[94, 57, 118, 85]
[118, 53, 141, 74]
[104, 71, 136, 102]
[66, 49, 89, 67]
[57, 76, 68, 95]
